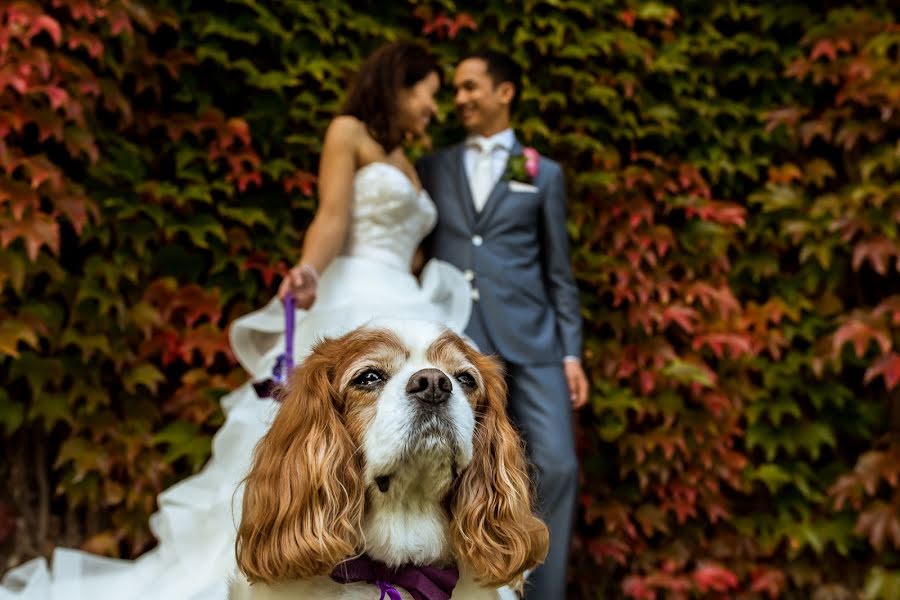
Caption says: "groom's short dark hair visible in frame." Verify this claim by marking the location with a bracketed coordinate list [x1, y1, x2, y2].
[460, 49, 523, 112]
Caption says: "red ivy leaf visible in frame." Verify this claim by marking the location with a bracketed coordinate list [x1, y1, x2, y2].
[171, 287, 222, 327]
[864, 353, 900, 390]
[142, 330, 181, 366]
[162, 371, 229, 423]
[66, 29, 104, 58]
[447, 13, 477, 38]
[693, 563, 739, 592]
[422, 15, 452, 36]
[639, 369, 656, 395]
[809, 38, 853, 62]
[226, 117, 252, 148]
[20, 155, 64, 191]
[873, 296, 900, 325]
[0, 65, 29, 95]
[28, 15, 63, 46]
[692, 333, 753, 358]
[143, 280, 222, 327]
[832, 319, 892, 358]
[179, 324, 234, 367]
[623, 576, 657, 600]
[421, 12, 476, 39]
[1, 178, 40, 220]
[227, 168, 262, 193]
[106, 5, 134, 37]
[282, 169, 317, 196]
[764, 106, 807, 133]
[0, 213, 60, 260]
[855, 501, 900, 551]
[41, 85, 70, 111]
[799, 118, 834, 146]
[242, 253, 287, 288]
[587, 536, 631, 566]
[750, 566, 786, 599]
[852, 236, 898, 275]
[56, 194, 97, 235]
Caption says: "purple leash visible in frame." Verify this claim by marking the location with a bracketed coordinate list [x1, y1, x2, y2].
[272, 295, 295, 384]
[377, 580, 403, 600]
[253, 296, 294, 399]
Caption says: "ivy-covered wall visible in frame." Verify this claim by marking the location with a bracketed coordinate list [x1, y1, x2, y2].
[1, 1, 899, 597]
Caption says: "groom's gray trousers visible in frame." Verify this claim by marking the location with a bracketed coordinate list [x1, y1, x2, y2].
[467, 308, 578, 600]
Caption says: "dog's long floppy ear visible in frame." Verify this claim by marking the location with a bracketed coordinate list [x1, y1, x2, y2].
[236, 337, 364, 583]
[450, 352, 549, 589]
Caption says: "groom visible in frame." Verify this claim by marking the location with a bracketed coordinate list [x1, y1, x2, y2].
[417, 49, 587, 598]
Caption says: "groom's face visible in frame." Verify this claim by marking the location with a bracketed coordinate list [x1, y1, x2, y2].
[453, 58, 512, 136]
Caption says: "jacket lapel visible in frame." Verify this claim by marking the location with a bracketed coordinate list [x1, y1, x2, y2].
[475, 138, 523, 228]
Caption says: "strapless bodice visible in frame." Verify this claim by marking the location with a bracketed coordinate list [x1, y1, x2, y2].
[341, 162, 437, 270]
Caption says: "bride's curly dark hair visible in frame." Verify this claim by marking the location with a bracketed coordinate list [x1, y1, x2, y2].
[341, 40, 442, 153]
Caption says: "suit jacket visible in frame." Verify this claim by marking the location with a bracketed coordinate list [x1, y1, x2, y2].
[417, 138, 582, 365]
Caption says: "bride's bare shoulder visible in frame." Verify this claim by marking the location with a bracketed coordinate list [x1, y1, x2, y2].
[327, 115, 366, 137]
[323, 116, 374, 157]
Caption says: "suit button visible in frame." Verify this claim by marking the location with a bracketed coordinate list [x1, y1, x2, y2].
[471, 235, 483, 247]
[471, 288, 480, 301]
[463, 270, 474, 281]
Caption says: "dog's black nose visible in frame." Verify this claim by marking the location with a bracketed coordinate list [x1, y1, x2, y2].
[406, 368, 452, 405]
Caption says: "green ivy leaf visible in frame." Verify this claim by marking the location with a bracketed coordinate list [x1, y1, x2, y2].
[153, 421, 213, 470]
[29, 392, 72, 430]
[661, 359, 714, 387]
[123, 364, 166, 395]
[0, 389, 24, 434]
[165, 214, 227, 248]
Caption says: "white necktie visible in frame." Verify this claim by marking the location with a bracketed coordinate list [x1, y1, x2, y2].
[471, 141, 496, 212]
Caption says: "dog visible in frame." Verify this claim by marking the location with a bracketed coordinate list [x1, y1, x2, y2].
[228, 320, 548, 599]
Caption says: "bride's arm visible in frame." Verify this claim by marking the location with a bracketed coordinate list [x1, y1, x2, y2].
[297, 116, 360, 274]
[279, 117, 360, 303]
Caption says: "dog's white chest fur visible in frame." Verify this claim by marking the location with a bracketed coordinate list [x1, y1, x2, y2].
[363, 450, 456, 567]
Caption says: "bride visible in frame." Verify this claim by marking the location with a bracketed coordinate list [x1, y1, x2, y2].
[0, 40, 471, 600]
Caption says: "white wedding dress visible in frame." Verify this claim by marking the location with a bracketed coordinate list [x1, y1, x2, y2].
[0, 162, 472, 600]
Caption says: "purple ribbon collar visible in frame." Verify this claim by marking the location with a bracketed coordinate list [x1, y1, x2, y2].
[330, 555, 459, 600]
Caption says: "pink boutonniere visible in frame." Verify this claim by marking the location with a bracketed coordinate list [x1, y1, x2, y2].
[503, 147, 540, 184]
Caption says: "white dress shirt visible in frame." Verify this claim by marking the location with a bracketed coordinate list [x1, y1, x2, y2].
[464, 128, 515, 210]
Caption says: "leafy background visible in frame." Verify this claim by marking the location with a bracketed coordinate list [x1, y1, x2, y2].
[1, 1, 899, 598]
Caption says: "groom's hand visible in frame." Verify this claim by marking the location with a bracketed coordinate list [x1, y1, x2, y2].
[563, 359, 589, 410]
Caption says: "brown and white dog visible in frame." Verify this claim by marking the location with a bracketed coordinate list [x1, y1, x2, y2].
[228, 320, 548, 600]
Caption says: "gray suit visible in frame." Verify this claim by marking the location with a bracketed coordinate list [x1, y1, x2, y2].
[418, 139, 581, 599]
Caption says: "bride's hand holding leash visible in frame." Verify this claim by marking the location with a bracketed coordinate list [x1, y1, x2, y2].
[278, 262, 319, 309]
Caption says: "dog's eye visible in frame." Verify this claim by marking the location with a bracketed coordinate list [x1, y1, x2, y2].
[353, 369, 386, 387]
[455, 372, 476, 390]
